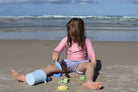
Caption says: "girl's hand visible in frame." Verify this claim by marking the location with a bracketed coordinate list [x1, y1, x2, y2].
[52, 51, 59, 62]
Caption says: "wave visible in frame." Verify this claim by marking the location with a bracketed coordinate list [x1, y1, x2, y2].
[0, 15, 138, 20]
[0, 15, 94, 18]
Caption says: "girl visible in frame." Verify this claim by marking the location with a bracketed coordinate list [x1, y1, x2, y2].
[12, 18, 102, 90]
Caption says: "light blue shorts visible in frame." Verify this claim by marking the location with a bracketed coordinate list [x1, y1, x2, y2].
[61, 59, 89, 74]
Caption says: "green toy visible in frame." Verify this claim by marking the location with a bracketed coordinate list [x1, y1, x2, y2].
[79, 75, 85, 80]
[59, 78, 69, 84]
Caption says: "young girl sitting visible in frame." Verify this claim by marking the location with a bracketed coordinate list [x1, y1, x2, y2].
[12, 18, 102, 90]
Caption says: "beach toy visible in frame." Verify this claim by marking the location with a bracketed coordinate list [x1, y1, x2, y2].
[46, 77, 52, 82]
[53, 73, 62, 78]
[55, 61, 62, 71]
[26, 69, 47, 85]
[58, 85, 68, 91]
[59, 78, 69, 84]
[79, 75, 85, 80]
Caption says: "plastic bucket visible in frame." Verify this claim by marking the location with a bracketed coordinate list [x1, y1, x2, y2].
[26, 69, 47, 85]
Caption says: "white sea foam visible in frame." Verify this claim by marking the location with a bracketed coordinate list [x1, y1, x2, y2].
[0, 15, 138, 41]
[0, 15, 138, 20]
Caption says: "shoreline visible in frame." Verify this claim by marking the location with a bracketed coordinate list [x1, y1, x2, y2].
[1, 29, 138, 32]
[0, 31, 138, 41]
[0, 26, 138, 32]
[0, 40, 138, 92]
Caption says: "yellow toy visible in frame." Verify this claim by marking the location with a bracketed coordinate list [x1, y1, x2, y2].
[58, 85, 68, 91]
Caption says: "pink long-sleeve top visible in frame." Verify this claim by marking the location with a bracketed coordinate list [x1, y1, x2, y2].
[54, 36, 95, 61]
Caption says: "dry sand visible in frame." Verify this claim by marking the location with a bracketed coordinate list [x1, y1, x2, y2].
[0, 40, 138, 92]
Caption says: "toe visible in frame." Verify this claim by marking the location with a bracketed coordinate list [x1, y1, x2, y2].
[97, 85, 102, 90]
[95, 82, 102, 85]
[82, 82, 100, 90]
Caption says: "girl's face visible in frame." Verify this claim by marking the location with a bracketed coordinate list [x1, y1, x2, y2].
[69, 32, 75, 41]
[70, 35, 75, 41]
[67, 18, 85, 42]
[69, 32, 79, 42]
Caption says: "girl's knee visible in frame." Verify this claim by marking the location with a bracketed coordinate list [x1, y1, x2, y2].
[43, 64, 55, 71]
[43, 64, 58, 75]
[47, 64, 55, 68]
[89, 62, 95, 67]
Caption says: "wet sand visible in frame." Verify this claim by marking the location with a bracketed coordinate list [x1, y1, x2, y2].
[0, 40, 138, 92]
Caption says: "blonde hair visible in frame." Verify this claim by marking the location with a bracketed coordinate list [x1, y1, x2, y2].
[66, 18, 86, 49]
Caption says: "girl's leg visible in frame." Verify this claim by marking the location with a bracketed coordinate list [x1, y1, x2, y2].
[77, 62, 102, 90]
[11, 63, 67, 82]
[11, 69, 26, 82]
[43, 62, 67, 76]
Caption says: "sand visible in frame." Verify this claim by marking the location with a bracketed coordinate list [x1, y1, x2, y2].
[0, 40, 138, 92]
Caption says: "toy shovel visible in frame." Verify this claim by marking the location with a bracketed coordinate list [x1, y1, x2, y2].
[55, 60, 62, 71]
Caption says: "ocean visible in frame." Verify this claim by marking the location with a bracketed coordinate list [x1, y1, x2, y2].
[0, 15, 138, 41]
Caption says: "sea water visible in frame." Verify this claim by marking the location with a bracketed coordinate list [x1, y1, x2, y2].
[0, 15, 138, 41]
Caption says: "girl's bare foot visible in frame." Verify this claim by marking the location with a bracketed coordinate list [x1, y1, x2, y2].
[11, 69, 26, 82]
[82, 81, 102, 90]
[93, 81, 102, 85]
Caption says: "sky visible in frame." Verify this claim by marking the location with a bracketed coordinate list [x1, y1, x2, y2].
[0, 0, 138, 16]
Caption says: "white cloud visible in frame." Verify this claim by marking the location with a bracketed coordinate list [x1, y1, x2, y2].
[0, 0, 68, 4]
[0, 0, 32, 4]
[0, 0, 94, 4]
[80, 0, 94, 4]
[0, 0, 26, 4]
[43, 0, 68, 3]
[97, 0, 135, 4]
[0, 0, 137, 4]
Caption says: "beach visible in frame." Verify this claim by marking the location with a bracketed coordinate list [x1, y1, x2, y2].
[0, 40, 138, 92]
[0, 16, 138, 92]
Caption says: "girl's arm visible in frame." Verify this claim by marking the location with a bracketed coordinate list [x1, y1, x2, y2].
[52, 51, 59, 62]
[86, 38, 96, 67]
[52, 37, 67, 61]
[91, 56, 97, 68]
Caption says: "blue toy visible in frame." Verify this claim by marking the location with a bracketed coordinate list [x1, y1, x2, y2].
[55, 61, 62, 71]
[53, 73, 62, 77]
[26, 69, 47, 85]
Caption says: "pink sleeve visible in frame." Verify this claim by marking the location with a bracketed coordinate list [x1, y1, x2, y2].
[54, 37, 67, 55]
[86, 38, 96, 59]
